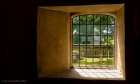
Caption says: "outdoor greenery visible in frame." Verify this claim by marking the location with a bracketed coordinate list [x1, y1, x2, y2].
[73, 14, 114, 45]
[73, 56, 114, 66]
[72, 14, 115, 66]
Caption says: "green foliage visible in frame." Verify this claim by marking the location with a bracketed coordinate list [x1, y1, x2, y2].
[82, 41, 91, 44]
[73, 57, 114, 66]
[73, 14, 115, 45]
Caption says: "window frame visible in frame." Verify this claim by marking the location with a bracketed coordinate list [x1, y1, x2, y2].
[70, 13, 117, 68]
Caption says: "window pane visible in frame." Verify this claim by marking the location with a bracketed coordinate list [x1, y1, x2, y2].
[101, 47, 107, 56]
[94, 57, 100, 66]
[80, 25, 86, 35]
[102, 57, 107, 66]
[73, 25, 79, 35]
[108, 25, 114, 35]
[87, 25, 93, 35]
[87, 46, 93, 56]
[80, 36, 86, 44]
[73, 46, 79, 55]
[108, 16, 114, 24]
[80, 56, 86, 66]
[87, 36, 93, 44]
[101, 15, 107, 24]
[107, 57, 114, 66]
[80, 15, 86, 24]
[94, 36, 100, 44]
[107, 46, 114, 56]
[108, 35, 114, 45]
[94, 14, 100, 24]
[87, 15, 93, 24]
[101, 35, 107, 45]
[80, 46, 86, 56]
[93, 46, 100, 55]
[86, 57, 93, 66]
[73, 16, 79, 24]
[101, 25, 107, 35]
[73, 56, 79, 66]
[73, 36, 79, 44]
[94, 25, 100, 35]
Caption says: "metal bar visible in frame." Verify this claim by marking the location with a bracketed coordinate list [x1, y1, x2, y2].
[86, 15, 87, 66]
[107, 15, 108, 67]
[99, 14, 101, 67]
[72, 17, 74, 67]
[79, 16, 80, 67]
[113, 16, 115, 67]
[92, 14, 94, 67]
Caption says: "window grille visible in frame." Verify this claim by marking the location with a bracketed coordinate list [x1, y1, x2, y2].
[72, 14, 115, 67]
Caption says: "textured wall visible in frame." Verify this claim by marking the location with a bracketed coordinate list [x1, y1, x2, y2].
[116, 5, 125, 79]
[37, 8, 70, 78]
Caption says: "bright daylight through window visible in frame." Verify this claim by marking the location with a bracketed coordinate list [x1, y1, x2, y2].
[72, 14, 115, 67]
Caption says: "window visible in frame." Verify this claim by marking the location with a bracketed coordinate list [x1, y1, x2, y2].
[72, 14, 115, 67]
[37, 4, 125, 80]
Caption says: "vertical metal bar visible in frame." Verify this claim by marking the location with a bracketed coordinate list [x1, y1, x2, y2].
[107, 15, 108, 67]
[72, 17, 73, 67]
[100, 14, 101, 67]
[93, 14, 94, 67]
[79, 16, 80, 67]
[86, 15, 87, 67]
[113, 17, 115, 67]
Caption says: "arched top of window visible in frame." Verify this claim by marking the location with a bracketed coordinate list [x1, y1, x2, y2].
[72, 14, 115, 25]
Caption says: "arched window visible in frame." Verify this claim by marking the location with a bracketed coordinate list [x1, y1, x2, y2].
[72, 14, 115, 67]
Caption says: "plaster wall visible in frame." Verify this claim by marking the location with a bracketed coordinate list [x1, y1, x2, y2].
[116, 5, 125, 79]
[37, 8, 70, 78]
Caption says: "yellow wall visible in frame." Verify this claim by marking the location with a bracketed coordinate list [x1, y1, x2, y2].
[116, 5, 125, 79]
[37, 8, 70, 78]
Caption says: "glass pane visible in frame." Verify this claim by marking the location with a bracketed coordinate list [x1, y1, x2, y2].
[80, 36, 86, 44]
[86, 57, 93, 66]
[101, 47, 107, 56]
[80, 25, 86, 35]
[87, 15, 93, 24]
[87, 25, 93, 35]
[73, 16, 79, 24]
[108, 16, 114, 24]
[80, 15, 86, 24]
[102, 57, 107, 66]
[87, 36, 93, 44]
[80, 56, 86, 66]
[73, 25, 79, 35]
[73, 36, 79, 44]
[94, 14, 100, 24]
[108, 25, 114, 35]
[94, 57, 100, 66]
[108, 35, 114, 45]
[94, 36, 100, 44]
[101, 35, 107, 45]
[73, 46, 79, 55]
[87, 46, 93, 56]
[94, 25, 100, 35]
[107, 46, 114, 56]
[80, 46, 86, 56]
[101, 25, 107, 35]
[101, 15, 107, 24]
[72, 56, 79, 66]
[107, 57, 114, 66]
[93, 46, 100, 55]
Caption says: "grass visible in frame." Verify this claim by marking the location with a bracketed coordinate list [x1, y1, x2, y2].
[73, 56, 114, 66]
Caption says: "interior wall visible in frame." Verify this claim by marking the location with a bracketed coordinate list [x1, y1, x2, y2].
[37, 8, 70, 78]
[116, 5, 125, 79]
